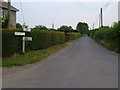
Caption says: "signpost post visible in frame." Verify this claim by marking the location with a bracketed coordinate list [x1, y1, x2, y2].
[22, 37, 25, 53]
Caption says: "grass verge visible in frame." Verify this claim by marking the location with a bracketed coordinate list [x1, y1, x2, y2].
[2, 43, 68, 67]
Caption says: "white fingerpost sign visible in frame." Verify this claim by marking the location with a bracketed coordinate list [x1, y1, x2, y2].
[24, 37, 32, 41]
[14, 32, 25, 36]
[23, 27, 31, 32]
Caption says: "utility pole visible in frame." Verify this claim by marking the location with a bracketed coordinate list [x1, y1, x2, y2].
[99, 14, 101, 28]
[52, 23, 54, 29]
[100, 8, 103, 27]
[93, 23, 94, 30]
[8, 0, 11, 29]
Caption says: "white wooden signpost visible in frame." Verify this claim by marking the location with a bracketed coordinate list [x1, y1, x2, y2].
[23, 37, 32, 41]
[23, 28, 31, 32]
[14, 27, 32, 53]
[15, 32, 25, 36]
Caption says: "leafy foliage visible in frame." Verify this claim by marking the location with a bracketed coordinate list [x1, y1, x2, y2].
[76, 22, 89, 35]
[30, 30, 65, 50]
[32, 25, 48, 30]
[2, 30, 17, 58]
[1, 15, 9, 29]
[58, 25, 73, 32]
[89, 29, 99, 38]
[3, 24, 81, 58]
[16, 23, 22, 29]
[2, 30, 65, 58]
[90, 22, 119, 53]
[65, 32, 81, 42]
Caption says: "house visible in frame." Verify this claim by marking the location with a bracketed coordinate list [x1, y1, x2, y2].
[0, 0, 19, 29]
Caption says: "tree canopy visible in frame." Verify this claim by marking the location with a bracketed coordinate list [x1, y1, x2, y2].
[32, 25, 48, 30]
[16, 23, 22, 29]
[0, 15, 9, 29]
[58, 25, 73, 32]
[76, 22, 89, 35]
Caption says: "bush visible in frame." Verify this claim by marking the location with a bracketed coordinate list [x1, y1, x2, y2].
[89, 29, 98, 38]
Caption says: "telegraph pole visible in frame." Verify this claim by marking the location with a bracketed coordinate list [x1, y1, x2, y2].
[8, 0, 11, 29]
[52, 23, 54, 29]
[100, 8, 103, 27]
[99, 14, 101, 28]
[93, 23, 94, 30]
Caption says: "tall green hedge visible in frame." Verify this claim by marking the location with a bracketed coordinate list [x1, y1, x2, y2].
[90, 22, 119, 53]
[2, 30, 17, 58]
[30, 30, 65, 50]
[2, 30, 65, 58]
[94, 27, 118, 52]
[65, 32, 81, 41]
[2, 29, 81, 58]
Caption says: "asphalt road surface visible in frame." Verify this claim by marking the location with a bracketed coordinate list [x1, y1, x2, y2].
[3, 36, 118, 88]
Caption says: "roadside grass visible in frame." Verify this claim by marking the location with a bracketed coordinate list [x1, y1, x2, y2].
[0, 60, 2, 67]
[2, 43, 68, 67]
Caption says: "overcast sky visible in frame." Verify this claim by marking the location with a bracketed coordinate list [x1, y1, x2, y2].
[10, 0, 118, 29]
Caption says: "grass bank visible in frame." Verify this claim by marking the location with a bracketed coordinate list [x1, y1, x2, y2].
[2, 43, 68, 67]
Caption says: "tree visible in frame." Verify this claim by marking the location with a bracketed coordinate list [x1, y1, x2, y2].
[76, 22, 89, 35]
[58, 25, 73, 32]
[32, 25, 48, 30]
[16, 23, 22, 29]
[0, 15, 9, 29]
[73, 29, 80, 33]
[49, 28, 57, 31]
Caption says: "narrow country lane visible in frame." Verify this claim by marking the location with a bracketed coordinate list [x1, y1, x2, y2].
[3, 36, 118, 88]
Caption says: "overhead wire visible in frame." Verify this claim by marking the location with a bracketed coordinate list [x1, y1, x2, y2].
[93, 0, 113, 28]
[94, 13, 100, 24]
[19, 0, 25, 25]
[102, 0, 113, 10]
[102, 0, 112, 9]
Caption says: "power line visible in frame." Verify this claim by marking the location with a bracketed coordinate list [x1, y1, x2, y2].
[94, 13, 100, 24]
[93, 0, 113, 29]
[93, 13, 100, 28]
[19, 0, 25, 25]
[100, 0, 113, 27]
[102, 0, 112, 9]
[102, 0, 113, 10]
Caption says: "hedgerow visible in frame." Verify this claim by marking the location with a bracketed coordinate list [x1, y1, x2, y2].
[2, 29, 80, 58]
[65, 32, 81, 41]
[90, 21, 119, 53]
[30, 30, 65, 50]
[2, 30, 17, 58]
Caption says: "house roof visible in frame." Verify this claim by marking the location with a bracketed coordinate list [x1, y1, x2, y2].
[0, 0, 19, 12]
